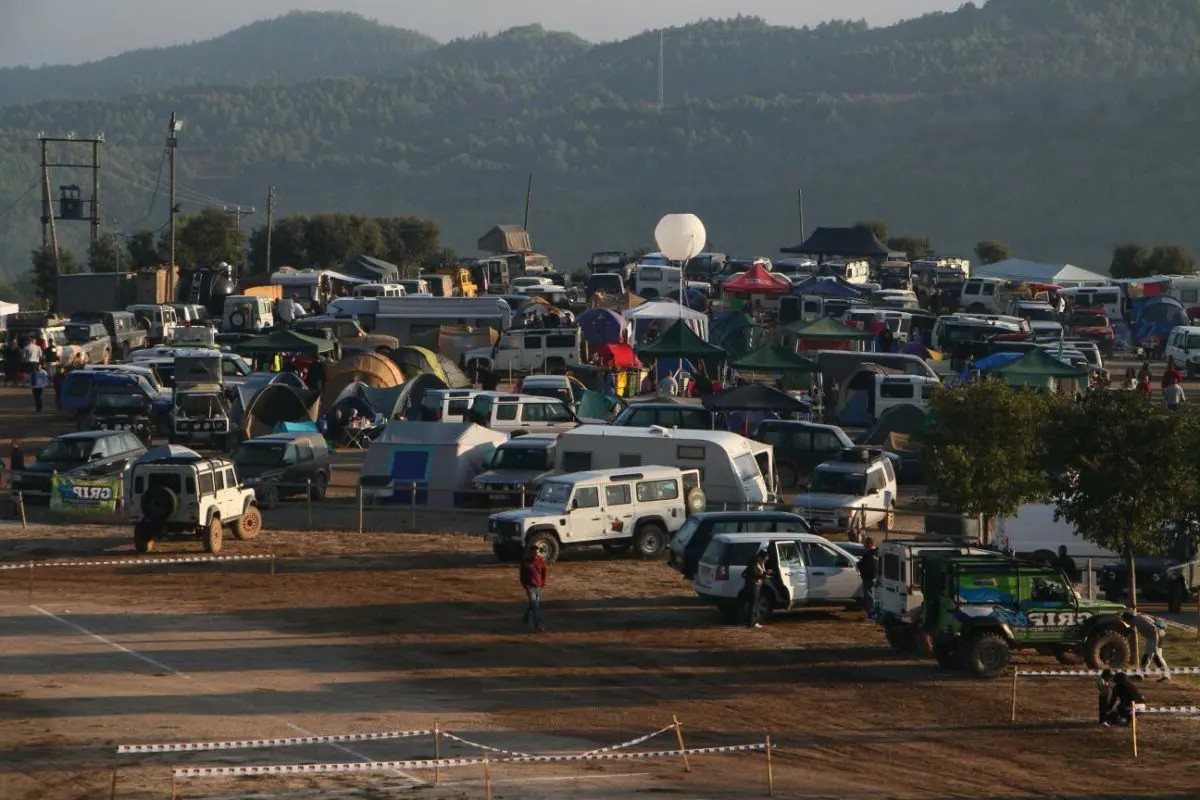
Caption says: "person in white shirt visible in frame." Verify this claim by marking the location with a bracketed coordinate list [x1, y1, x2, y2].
[1164, 381, 1186, 410]
[659, 371, 679, 397]
[291, 296, 308, 319]
[30, 364, 49, 412]
[20, 338, 42, 384]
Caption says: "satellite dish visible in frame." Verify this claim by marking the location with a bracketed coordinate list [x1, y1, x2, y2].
[654, 214, 706, 262]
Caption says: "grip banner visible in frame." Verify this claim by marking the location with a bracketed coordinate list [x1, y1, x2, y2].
[50, 474, 122, 513]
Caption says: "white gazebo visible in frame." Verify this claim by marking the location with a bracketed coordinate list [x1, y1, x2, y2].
[621, 299, 709, 341]
[974, 259, 1109, 287]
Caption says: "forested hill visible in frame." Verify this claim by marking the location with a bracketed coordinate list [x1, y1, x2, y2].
[1, 0, 1199, 283]
[0, 12, 438, 106]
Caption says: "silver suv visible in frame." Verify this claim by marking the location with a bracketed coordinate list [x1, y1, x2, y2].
[127, 454, 261, 554]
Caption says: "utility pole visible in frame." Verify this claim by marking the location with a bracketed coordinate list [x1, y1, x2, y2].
[797, 188, 806, 242]
[265, 185, 276, 274]
[91, 137, 100, 246]
[522, 173, 533, 233]
[35, 132, 102, 269]
[167, 112, 181, 300]
[658, 30, 665, 109]
[224, 205, 256, 232]
[39, 137, 50, 253]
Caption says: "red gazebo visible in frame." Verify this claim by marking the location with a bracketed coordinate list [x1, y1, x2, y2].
[722, 263, 791, 295]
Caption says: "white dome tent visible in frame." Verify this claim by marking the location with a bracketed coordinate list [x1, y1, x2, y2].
[622, 299, 709, 342]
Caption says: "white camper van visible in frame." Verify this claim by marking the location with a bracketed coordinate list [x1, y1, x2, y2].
[554, 426, 775, 508]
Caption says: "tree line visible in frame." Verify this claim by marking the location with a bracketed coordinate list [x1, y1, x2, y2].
[853, 220, 1013, 265]
[921, 380, 1195, 605]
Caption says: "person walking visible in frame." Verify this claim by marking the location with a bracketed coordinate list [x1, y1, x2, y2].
[1124, 610, 1170, 681]
[1164, 380, 1186, 411]
[857, 536, 879, 612]
[741, 549, 770, 629]
[519, 545, 548, 632]
[19, 337, 41, 384]
[30, 363, 49, 413]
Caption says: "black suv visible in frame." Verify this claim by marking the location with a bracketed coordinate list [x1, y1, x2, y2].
[232, 432, 333, 508]
[85, 380, 156, 446]
[12, 431, 147, 500]
[1098, 523, 1199, 612]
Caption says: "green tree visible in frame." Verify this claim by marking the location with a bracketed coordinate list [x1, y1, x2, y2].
[377, 216, 440, 267]
[854, 219, 888, 243]
[886, 235, 932, 260]
[126, 229, 163, 270]
[164, 206, 246, 268]
[974, 239, 1011, 265]
[919, 381, 1059, 540]
[247, 215, 312, 274]
[28, 245, 79, 308]
[1109, 243, 1148, 279]
[1145, 244, 1196, 276]
[1046, 392, 1198, 608]
[88, 236, 130, 273]
[303, 213, 385, 267]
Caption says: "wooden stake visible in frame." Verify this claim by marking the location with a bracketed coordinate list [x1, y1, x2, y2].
[1010, 669, 1019, 723]
[27, 562, 33, 598]
[483, 754, 492, 800]
[1131, 704, 1139, 759]
[109, 765, 118, 800]
[18, 490, 26, 529]
[765, 734, 774, 797]
[433, 721, 440, 785]
[170, 773, 177, 800]
[672, 715, 690, 773]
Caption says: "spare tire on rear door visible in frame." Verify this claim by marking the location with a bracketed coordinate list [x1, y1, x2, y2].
[141, 486, 178, 522]
[684, 486, 707, 516]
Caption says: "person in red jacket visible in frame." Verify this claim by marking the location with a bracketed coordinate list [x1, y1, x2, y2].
[519, 545, 548, 632]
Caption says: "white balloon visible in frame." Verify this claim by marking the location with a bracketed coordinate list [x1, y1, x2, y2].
[654, 214, 706, 262]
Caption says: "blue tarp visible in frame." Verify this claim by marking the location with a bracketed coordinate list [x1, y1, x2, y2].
[973, 352, 1025, 372]
[577, 307, 624, 344]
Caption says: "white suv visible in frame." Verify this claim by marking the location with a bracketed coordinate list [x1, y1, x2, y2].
[792, 448, 897, 538]
[127, 454, 261, 554]
[463, 328, 582, 374]
[485, 466, 705, 562]
[466, 392, 592, 434]
[1164, 326, 1200, 377]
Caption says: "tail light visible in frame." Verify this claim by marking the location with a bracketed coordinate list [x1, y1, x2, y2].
[716, 565, 729, 581]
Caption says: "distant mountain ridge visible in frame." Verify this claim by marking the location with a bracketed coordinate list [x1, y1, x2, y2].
[1, 0, 1199, 281]
[0, 11, 439, 106]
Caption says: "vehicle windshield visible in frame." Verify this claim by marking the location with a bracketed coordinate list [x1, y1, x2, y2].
[492, 446, 553, 471]
[233, 442, 286, 467]
[66, 327, 94, 344]
[1070, 313, 1108, 328]
[178, 393, 225, 416]
[1020, 306, 1058, 322]
[809, 468, 867, 496]
[588, 275, 622, 290]
[39, 439, 92, 462]
[591, 253, 623, 266]
[523, 387, 573, 405]
[533, 481, 571, 511]
[1187, 335, 1200, 350]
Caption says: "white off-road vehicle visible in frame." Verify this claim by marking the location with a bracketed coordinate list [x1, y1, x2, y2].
[485, 466, 705, 563]
[127, 454, 261, 554]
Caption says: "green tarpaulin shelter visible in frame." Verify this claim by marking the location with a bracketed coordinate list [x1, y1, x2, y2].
[783, 316, 875, 341]
[731, 343, 819, 373]
[989, 348, 1088, 390]
[636, 320, 726, 360]
[710, 312, 755, 358]
[235, 329, 335, 357]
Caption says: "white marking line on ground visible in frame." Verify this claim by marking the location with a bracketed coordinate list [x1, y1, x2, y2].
[439, 771, 652, 787]
[28, 604, 423, 786]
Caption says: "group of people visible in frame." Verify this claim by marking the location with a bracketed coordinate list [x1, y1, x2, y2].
[4, 335, 61, 412]
[1126, 358, 1187, 409]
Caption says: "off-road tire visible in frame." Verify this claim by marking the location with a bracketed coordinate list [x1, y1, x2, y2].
[632, 523, 667, 559]
[684, 487, 707, 515]
[602, 541, 632, 555]
[133, 523, 156, 554]
[202, 516, 223, 554]
[1168, 579, 1186, 614]
[310, 472, 328, 501]
[234, 506, 261, 540]
[884, 625, 918, 653]
[964, 632, 1011, 679]
[526, 531, 560, 564]
[493, 542, 523, 562]
[141, 486, 178, 522]
[1085, 628, 1132, 670]
[932, 641, 963, 671]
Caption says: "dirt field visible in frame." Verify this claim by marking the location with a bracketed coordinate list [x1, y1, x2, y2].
[4, 366, 1200, 800]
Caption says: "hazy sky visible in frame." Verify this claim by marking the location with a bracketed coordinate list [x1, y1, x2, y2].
[0, 0, 964, 68]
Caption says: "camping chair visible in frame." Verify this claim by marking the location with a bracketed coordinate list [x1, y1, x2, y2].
[344, 415, 386, 450]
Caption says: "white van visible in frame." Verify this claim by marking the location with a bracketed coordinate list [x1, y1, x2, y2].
[126, 304, 179, 345]
[994, 503, 1120, 562]
[633, 264, 682, 301]
[222, 295, 276, 333]
[397, 279, 431, 297]
[555, 425, 775, 508]
[353, 283, 406, 299]
[1059, 285, 1122, 319]
[873, 374, 939, 420]
[1164, 325, 1200, 377]
[823, 259, 870, 284]
[694, 532, 861, 620]
[326, 297, 379, 330]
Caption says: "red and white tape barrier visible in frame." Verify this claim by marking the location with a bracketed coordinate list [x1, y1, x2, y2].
[118, 728, 431, 754]
[439, 731, 531, 758]
[1016, 666, 1200, 677]
[579, 724, 677, 756]
[1, 554, 272, 572]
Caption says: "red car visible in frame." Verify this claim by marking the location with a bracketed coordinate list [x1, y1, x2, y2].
[1066, 307, 1114, 354]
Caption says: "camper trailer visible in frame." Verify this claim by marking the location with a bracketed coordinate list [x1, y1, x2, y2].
[371, 296, 513, 341]
[270, 269, 363, 311]
[554, 426, 775, 508]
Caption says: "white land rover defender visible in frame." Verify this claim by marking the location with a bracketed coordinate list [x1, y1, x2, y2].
[127, 453, 262, 554]
[485, 466, 705, 563]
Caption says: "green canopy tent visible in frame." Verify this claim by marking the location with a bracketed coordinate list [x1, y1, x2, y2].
[730, 342, 819, 390]
[235, 330, 335, 358]
[635, 320, 726, 360]
[709, 312, 755, 358]
[783, 316, 875, 352]
[988, 348, 1088, 391]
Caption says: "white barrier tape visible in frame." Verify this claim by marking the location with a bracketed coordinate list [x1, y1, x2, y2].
[439, 732, 531, 758]
[118, 729, 432, 754]
[1016, 666, 1200, 677]
[1, 555, 272, 572]
[579, 724, 677, 757]
[1133, 705, 1200, 715]
[174, 743, 769, 779]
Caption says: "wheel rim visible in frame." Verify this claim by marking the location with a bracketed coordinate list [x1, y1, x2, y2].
[242, 512, 260, 537]
[979, 642, 1008, 671]
[640, 532, 661, 554]
[533, 539, 552, 559]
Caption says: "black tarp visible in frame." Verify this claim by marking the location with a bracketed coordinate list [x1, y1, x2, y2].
[340, 255, 400, 283]
[781, 227, 890, 257]
[701, 383, 808, 412]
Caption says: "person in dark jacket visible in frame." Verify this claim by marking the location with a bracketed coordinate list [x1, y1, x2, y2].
[741, 549, 770, 629]
[519, 545, 548, 632]
[1052, 545, 1077, 583]
[857, 536, 879, 611]
[1102, 671, 1143, 726]
[1096, 669, 1115, 725]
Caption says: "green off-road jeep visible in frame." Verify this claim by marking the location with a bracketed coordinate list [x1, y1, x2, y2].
[920, 554, 1132, 679]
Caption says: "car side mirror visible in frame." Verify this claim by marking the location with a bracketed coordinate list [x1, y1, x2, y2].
[571, 499, 579, 510]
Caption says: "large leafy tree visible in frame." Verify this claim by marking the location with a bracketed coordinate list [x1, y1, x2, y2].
[88, 236, 130, 273]
[974, 239, 1011, 265]
[162, 206, 246, 269]
[1046, 391, 1199, 609]
[919, 381, 1060, 541]
[1109, 243, 1148, 279]
[28, 245, 79, 308]
[853, 220, 888, 243]
[126, 229, 163, 270]
[886, 235, 932, 261]
[1145, 244, 1196, 276]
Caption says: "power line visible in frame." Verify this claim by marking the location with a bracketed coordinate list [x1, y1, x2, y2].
[0, 180, 39, 221]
